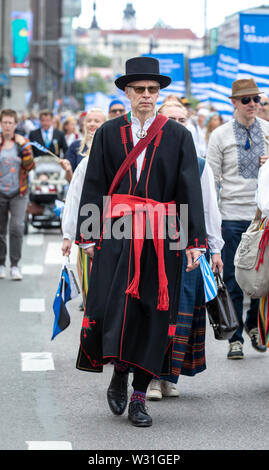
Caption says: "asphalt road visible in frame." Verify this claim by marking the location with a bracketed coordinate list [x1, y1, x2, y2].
[1, 225, 269, 452]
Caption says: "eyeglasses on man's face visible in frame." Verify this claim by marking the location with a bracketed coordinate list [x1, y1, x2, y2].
[128, 85, 160, 95]
[110, 108, 125, 114]
[240, 95, 261, 105]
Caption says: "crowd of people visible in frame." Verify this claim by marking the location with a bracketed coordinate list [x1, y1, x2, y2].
[0, 55, 269, 428]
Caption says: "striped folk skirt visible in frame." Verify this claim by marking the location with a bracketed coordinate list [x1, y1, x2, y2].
[78, 247, 92, 307]
[161, 253, 206, 383]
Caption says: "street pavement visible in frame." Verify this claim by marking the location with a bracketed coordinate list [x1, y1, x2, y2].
[1, 225, 269, 452]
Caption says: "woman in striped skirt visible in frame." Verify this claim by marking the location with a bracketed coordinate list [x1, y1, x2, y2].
[146, 102, 224, 399]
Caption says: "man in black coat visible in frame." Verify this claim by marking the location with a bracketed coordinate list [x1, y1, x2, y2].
[29, 110, 67, 157]
[75, 57, 207, 427]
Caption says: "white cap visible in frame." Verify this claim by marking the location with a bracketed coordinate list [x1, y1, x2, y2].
[197, 108, 210, 117]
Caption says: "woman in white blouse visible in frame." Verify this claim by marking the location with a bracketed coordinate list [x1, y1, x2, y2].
[256, 157, 269, 217]
[146, 101, 224, 400]
[61, 108, 107, 305]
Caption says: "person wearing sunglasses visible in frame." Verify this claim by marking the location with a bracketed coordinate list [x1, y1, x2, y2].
[75, 56, 207, 428]
[258, 93, 269, 122]
[207, 78, 269, 361]
[108, 99, 126, 119]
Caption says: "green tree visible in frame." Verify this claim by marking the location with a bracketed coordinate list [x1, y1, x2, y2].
[74, 73, 109, 106]
[76, 47, 111, 68]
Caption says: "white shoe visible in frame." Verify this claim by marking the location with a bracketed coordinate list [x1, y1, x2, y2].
[0, 265, 6, 279]
[161, 380, 179, 397]
[146, 379, 162, 400]
[10, 266, 23, 281]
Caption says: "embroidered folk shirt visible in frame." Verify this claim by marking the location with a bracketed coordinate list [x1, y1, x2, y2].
[207, 116, 269, 221]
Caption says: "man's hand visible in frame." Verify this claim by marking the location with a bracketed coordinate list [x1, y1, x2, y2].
[62, 238, 72, 256]
[185, 248, 202, 272]
[211, 253, 223, 273]
[83, 246, 95, 258]
[260, 155, 269, 166]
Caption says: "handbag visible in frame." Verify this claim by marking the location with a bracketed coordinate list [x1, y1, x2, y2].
[206, 269, 239, 340]
[234, 209, 269, 299]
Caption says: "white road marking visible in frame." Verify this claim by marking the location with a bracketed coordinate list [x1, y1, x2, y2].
[21, 265, 44, 275]
[21, 352, 55, 371]
[26, 234, 44, 246]
[26, 441, 72, 450]
[45, 242, 78, 265]
[20, 298, 45, 312]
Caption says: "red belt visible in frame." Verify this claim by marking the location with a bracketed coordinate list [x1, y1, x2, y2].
[102, 194, 177, 311]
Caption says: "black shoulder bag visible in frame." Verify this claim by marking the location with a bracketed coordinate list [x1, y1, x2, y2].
[206, 269, 239, 340]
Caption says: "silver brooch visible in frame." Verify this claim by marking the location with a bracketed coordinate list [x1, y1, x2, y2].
[136, 129, 147, 139]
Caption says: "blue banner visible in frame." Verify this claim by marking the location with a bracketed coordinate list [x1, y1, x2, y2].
[62, 45, 76, 83]
[238, 13, 269, 95]
[189, 54, 216, 103]
[143, 53, 185, 101]
[211, 45, 238, 119]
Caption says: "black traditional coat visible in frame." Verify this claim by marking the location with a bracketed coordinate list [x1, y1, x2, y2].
[75, 113, 207, 377]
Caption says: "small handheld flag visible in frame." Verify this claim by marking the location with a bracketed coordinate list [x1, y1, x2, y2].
[51, 262, 80, 340]
[199, 254, 218, 303]
[23, 141, 58, 158]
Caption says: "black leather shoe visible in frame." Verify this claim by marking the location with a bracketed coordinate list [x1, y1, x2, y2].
[107, 370, 129, 415]
[128, 400, 152, 427]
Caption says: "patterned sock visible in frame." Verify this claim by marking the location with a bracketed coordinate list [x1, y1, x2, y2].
[113, 359, 129, 374]
[130, 390, 146, 404]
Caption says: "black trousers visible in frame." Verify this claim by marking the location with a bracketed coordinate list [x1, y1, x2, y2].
[132, 367, 153, 393]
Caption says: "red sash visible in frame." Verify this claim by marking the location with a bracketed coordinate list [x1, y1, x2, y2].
[107, 114, 168, 196]
[104, 194, 177, 311]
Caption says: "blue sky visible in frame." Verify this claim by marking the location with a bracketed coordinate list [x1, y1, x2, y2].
[74, 0, 266, 37]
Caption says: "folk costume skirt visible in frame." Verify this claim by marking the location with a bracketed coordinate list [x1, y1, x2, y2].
[161, 253, 207, 383]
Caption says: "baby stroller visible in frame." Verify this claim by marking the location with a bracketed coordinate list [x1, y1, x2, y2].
[25, 155, 67, 232]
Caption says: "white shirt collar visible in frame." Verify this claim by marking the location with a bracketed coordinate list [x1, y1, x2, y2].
[131, 112, 156, 130]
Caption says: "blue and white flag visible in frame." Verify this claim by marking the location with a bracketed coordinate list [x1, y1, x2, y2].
[198, 255, 218, 303]
[51, 263, 80, 340]
[23, 140, 56, 156]
[238, 13, 269, 95]
[211, 46, 239, 121]
[189, 54, 217, 103]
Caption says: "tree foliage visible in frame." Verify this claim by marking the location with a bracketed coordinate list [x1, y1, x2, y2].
[76, 47, 111, 68]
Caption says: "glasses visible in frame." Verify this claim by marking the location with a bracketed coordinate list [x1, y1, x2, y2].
[240, 95, 261, 105]
[128, 85, 160, 94]
[260, 101, 269, 107]
[110, 108, 125, 114]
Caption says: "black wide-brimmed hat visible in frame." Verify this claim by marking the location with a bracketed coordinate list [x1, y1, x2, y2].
[115, 56, 171, 91]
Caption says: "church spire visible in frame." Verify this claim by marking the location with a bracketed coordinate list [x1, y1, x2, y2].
[122, 3, 136, 30]
[90, 1, 99, 29]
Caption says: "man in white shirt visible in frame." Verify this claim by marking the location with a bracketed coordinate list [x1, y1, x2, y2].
[75, 56, 207, 427]
[207, 78, 269, 359]
[29, 110, 67, 158]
